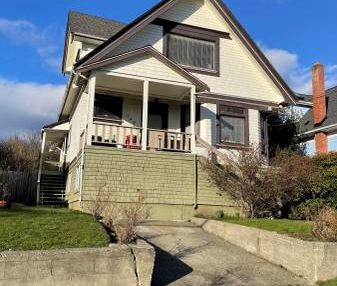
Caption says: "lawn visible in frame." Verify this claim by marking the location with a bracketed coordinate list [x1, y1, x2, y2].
[200, 214, 314, 240]
[318, 278, 337, 286]
[0, 204, 110, 251]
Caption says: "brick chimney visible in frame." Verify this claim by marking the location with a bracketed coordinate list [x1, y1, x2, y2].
[312, 62, 326, 124]
[312, 62, 328, 154]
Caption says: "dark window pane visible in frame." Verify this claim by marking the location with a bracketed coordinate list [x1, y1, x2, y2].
[94, 94, 122, 121]
[168, 34, 215, 70]
[220, 115, 245, 144]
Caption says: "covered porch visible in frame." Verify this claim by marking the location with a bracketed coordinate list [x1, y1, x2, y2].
[80, 46, 209, 154]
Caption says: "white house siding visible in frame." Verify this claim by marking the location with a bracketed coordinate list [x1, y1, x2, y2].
[199, 103, 217, 145]
[100, 55, 191, 85]
[161, 0, 285, 103]
[248, 109, 261, 147]
[161, 0, 229, 32]
[108, 24, 164, 57]
[67, 90, 89, 163]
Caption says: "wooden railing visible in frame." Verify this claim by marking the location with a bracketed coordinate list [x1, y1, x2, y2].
[148, 129, 191, 152]
[91, 122, 191, 152]
[92, 122, 142, 149]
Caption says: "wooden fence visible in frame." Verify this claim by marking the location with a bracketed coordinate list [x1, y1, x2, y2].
[0, 170, 37, 205]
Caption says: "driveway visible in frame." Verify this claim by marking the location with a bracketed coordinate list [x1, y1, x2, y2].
[137, 221, 308, 286]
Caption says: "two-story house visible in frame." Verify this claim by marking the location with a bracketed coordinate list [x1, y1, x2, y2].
[38, 0, 299, 219]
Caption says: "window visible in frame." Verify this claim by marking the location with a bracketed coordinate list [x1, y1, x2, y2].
[94, 94, 122, 122]
[167, 34, 216, 71]
[218, 105, 248, 146]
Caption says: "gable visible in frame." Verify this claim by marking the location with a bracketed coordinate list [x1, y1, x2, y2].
[100, 54, 192, 85]
[161, 0, 228, 32]
[75, 0, 296, 104]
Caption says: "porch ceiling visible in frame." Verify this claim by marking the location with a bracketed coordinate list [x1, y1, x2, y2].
[96, 74, 191, 101]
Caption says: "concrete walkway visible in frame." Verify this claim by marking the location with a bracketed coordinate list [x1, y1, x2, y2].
[137, 221, 309, 286]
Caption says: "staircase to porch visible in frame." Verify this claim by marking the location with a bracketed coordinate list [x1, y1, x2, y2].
[38, 172, 66, 206]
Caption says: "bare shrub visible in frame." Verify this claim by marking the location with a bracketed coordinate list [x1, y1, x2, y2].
[89, 187, 149, 244]
[313, 207, 337, 242]
[204, 148, 320, 218]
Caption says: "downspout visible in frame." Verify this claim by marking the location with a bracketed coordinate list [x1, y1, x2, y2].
[193, 150, 198, 209]
[36, 130, 46, 205]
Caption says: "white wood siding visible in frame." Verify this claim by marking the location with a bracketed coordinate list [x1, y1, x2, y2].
[109, 24, 164, 57]
[248, 109, 261, 147]
[67, 90, 89, 163]
[161, 0, 285, 103]
[100, 54, 191, 85]
[161, 0, 229, 32]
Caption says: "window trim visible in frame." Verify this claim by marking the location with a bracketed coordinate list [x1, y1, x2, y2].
[154, 18, 231, 77]
[217, 105, 249, 149]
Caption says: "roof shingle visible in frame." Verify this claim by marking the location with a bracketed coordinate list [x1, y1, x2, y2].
[68, 11, 126, 40]
[299, 86, 337, 136]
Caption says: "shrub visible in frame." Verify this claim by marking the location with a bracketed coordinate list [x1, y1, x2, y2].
[204, 148, 320, 218]
[313, 207, 337, 242]
[293, 199, 326, 221]
[89, 187, 149, 244]
[312, 152, 337, 209]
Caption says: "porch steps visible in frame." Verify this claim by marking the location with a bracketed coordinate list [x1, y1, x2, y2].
[38, 173, 66, 206]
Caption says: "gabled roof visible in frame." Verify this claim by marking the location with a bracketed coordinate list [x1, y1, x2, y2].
[299, 86, 337, 137]
[77, 45, 209, 91]
[73, 0, 298, 104]
[62, 11, 126, 73]
[68, 11, 126, 40]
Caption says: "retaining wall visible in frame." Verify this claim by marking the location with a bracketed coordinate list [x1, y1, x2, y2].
[191, 218, 337, 284]
[0, 240, 155, 286]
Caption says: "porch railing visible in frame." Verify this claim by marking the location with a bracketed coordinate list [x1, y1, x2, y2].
[92, 122, 142, 149]
[148, 129, 191, 152]
[91, 122, 191, 152]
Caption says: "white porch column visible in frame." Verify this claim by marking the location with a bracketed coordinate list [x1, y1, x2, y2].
[141, 80, 149, 151]
[86, 75, 96, 145]
[36, 130, 46, 204]
[190, 86, 196, 153]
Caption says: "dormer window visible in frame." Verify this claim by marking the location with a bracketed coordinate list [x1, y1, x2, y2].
[167, 34, 216, 71]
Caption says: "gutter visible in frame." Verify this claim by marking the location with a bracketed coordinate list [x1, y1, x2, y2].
[300, 123, 337, 137]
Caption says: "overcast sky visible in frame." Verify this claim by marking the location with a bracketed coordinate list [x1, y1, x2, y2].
[0, 0, 336, 138]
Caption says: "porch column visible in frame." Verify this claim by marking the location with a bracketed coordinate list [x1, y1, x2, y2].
[86, 75, 96, 145]
[36, 130, 46, 204]
[190, 86, 196, 153]
[141, 80, 149, 151]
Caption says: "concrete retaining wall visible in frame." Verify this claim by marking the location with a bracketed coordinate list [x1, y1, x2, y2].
[191, 217, 337, 284]
[0, 240, 155, 286]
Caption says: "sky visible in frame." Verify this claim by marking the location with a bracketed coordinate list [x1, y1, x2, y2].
[0, 0, 336, 138]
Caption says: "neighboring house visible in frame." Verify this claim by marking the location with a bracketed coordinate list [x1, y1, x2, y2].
[299, 63, 337, 155]
[38, 0, 301, 219]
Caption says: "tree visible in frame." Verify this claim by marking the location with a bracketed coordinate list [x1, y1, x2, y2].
[268, 107, 304, 158]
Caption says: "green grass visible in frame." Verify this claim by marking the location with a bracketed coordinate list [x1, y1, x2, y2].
[199, 213, 314, 239]
[318, 278, 337, 286]
[0, 204, 110, 251]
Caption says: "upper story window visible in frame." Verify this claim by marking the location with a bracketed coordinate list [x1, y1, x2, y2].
[155, 18, 231, 77]
[167, 34, 216, 71]
[218, 105, 248, 147]
[94, 94, 123, 123]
